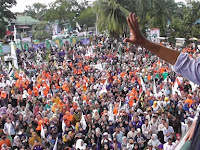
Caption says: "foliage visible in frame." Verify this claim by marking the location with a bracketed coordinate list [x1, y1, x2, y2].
[146, 0, 178, 36]
[24, 3, 47, 21]
[94, 0, 129, 39]
[76, 7, 96, 29]
[44, 0, 79, 28]
[32, 21, 51, 41]
[169, 1, 200, 44]
[20, 0, 199, 41]
[0, 0, 16, 38]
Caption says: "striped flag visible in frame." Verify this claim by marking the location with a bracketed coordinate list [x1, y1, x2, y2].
[140, 77, 146, 91]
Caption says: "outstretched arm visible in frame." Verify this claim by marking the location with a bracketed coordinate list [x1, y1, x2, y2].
[124, 13, 180, 65]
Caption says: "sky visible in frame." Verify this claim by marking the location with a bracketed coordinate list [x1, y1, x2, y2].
[10, 0, 195, 13]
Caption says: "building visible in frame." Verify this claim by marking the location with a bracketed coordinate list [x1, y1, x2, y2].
[8, 15, 40, 38]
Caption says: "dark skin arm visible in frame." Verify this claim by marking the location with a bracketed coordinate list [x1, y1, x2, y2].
[124, 13, 180, 65]
[124, 13, 195, 142]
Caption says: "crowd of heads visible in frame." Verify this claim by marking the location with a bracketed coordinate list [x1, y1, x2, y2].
[0, 36, 199, 150]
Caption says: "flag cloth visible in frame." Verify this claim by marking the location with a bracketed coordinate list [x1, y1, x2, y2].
[153, 78, 158, 98]
[76, 22, 81, 31]
[45, 40, 51, 49]
[53, 137, 58, 150]
[140, 77, 146, 91]
[0, 42, 3, 54]
[99, 79, 107, 95]
[172, 78, 181, 95]
[189, 81, 198, 92]
[40, 124, 45, 139]
[23, 42, 29, 50]
[80, 114, 87, 130]
[62, 119, 66, 133]
[108, 103, 114, 122]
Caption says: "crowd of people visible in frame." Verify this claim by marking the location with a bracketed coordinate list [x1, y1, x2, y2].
[0, 36, 199, 150]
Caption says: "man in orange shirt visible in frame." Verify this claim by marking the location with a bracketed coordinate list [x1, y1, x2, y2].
[185, 94, 193, 107]
[0, 133, 11, 148]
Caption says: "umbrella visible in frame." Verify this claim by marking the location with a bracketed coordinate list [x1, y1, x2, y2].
[189, 37, 198, 41]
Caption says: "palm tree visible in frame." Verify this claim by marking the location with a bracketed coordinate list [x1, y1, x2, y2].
[147, 0, 178, 36]
[94, 0, 129, 39]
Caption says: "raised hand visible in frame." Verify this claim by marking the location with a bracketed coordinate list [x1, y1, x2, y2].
[124, 13, 146, 46]
[185, 120, 196, 142]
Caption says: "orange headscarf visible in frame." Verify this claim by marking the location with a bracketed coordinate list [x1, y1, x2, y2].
[51, 103, 58, 113]
[63, 111, 73, 127]
[36, 120, 44, 131]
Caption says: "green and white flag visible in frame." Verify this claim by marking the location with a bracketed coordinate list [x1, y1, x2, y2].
[0, 42, 3, 54]
[59, 39, 63, 46]
[24, 42, 29, 50]
[45, 40, 51, 49]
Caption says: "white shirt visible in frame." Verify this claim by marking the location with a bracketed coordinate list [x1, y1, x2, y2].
[158, 123, 166, 132]
[163, 142, 175, 150]
[163, 126, 174, 142]
[142, 124, 152, 139]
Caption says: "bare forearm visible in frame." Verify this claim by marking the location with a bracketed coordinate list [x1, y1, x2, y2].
[142, 39, 180, 65]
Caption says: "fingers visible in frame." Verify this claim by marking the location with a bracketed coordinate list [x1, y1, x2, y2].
[129, 13, 135, 28]
[185, 134, 189, 142]
[129, 13, 138, 29]
[123, 38, 133, 44]
[127, 17, 133, 31]
[185, 133, 193, 142]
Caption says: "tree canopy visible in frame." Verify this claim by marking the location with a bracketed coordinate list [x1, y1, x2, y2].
[19, 0, 199, 42]
[0, 0, 16, 38]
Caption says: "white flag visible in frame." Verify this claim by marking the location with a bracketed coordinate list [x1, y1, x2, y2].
[62, 119, 66, 133]
[108, 104, 114, 122]
[99, 79, 107, 95]
[153, 78, 158, 98]
[189, 81, 198, 92]
[140, 77, 146, 91]
[53, 137, 58, 150]
[172, 78, 181, 96]
[80, 114, 87, 130]
[76, 22, 81, 32]
[40, 124, 45, 139]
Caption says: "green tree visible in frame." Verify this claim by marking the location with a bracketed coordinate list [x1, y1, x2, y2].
[0, 0, 16, 39]
[32, 21, 51, 41]
[76, 7, 96, 29]
[147, 0, 178, 36]
[24, 3, 47, 21]
[44, 0, 77, 28]
[169, 1, 200, 44]
[94, 0, 129, 39]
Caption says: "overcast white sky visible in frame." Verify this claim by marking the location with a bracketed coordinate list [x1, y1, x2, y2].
[10, 0, 196, 12]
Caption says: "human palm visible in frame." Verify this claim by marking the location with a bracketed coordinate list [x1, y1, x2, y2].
[124, 13, 146, 46]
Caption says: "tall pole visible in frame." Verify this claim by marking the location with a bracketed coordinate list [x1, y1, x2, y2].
[96, 13, 98, 35]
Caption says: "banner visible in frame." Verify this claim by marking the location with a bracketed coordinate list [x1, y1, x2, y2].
[22, 37, 31, 43]
[150, 28, 160, 41]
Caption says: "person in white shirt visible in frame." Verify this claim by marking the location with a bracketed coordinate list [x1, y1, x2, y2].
[127, 127, 137, 140]
[158, 119, 167, 132]
[163, 123, 174, 143]
[149, 115, 159, 134]
[142, 119, 152, 139]
[163, 138, 176, 150]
